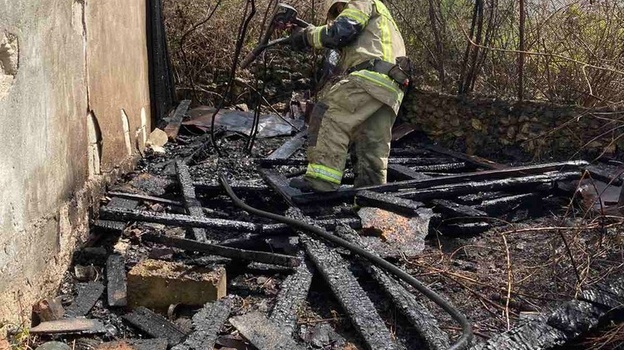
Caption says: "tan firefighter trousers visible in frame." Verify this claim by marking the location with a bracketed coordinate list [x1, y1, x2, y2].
[304, 78, 397, 191]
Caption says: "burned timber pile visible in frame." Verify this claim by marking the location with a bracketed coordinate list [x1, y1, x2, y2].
[21, 102, 624, 350]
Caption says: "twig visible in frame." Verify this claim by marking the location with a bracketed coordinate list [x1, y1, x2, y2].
[500, 232, 513, 330]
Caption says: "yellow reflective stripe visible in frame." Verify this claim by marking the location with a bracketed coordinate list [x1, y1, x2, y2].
[339, 8, 369, 26]
[380, 15, 392, 62]
[306, 164, 343, 184]
[374, 0, 399, 30]
[307, 26, 325, 49]
[351, 70, 404, 98]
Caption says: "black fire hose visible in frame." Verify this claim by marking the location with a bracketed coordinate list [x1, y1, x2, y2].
[218, 173, 473, 350]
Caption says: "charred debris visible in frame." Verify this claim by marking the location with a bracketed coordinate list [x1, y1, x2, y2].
[21, 100, 624, 350]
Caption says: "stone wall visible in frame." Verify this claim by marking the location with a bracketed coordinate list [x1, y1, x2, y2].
[0, 0, 151, 323]
[401, 90, 624, 162]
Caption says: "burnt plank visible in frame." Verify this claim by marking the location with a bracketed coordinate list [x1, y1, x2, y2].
[94, 220, 127, 234]
[469, 319, 567, 350]
[100, 206, 260, 232]
[194, 179, 270, 196]
[229, 312, 305, 350]
[258, 157, 452, 167]
[262, 217, 361, 234]
[395, 172, 581, 201]
[410, 162, 469, 172]
[335, 227, 450, 350]
[97, 339, 168, 350]
[164, 99, 191, 140]
[30, 319, 106, 335]
[456, 192, 508, 205]
[387, 164, 431, 181]
[301, 235, 398, 350]
[586, 165, 623, 186]
[425, 144, 506, 170]
[259, 169, 302, 206]
[292, 160, 588, 205]
[439, 222, 492, 235]
[267, 129, 308, 160]
[547, 300, 603, 338]
[65, 282, 105, 317]
[107, 191, 183, 207]
[176, 161, 207, 242]
[478, 193, 542, 216]
[172, 299, 232, 350]
[355, 190, 424, 216]
[143, 233, 301, 267]
[106, 254, 127, 307]
[123, 306, 186, 346]
[269, 258, 314, 335]
[579, 277, 624, 310]
[95, 197, 139, 234]
[431, 199, 488, 218]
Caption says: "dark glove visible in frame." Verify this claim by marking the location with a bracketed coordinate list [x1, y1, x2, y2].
[290, 29, 309, 51]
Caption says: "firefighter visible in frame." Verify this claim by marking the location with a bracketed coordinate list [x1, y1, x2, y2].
[288, 0, 410, 192]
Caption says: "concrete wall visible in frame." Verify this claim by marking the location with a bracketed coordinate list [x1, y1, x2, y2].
[0, 0, 151, 322]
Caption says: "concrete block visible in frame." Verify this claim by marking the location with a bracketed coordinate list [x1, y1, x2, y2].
[127, 259, 226, 309]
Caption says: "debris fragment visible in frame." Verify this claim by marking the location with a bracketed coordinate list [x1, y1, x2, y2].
[65, 282, 105, 317]
[30, 319, 106, 335]
[96, 339, 168, 350]
[229, 312, 306, 350]
[32, 297, 64, 322]
[171, 299, 233, 350]
[123, 307, 187, 346]
[106, 254, 127, 307]
[127, 259, 226, 309]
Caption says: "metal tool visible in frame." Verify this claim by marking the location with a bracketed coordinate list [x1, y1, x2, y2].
[240, 3, 310, 69]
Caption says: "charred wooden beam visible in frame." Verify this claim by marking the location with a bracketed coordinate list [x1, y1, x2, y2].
[229, 312, 305, 350]
[267, 129, 308, 160]
[262, 217, 361, 234]
[194, 179, 270, 196]
[586, 165, 623, 186]
[177, 161, 208, 241]
[455, 192, 507, 205]
[94, 220, 126, 234]
[65, 282, 105, 317]
[100, 206, 260, 232]
[30, 319, 106, 335]
[410, 162, 469, 172]
[95, 197, 139, 234]
[431, 199, 488, 219]
[395, 172, 580, 201]
[478, 193, 542, 216]
[106, 254, 127, 307]
[301, 235, 398, 350]
[355, 190, 424, 216]
[172, 299, 232, 350]
[335, 227, 450, 350]
[164, 99, 191, 140]
[107, 191, 183, 207]
[143, 233, 301, 267]
[387, 164, 431, 181]
[123, 306, 187, 346]
[425, 144, 506, 170]
[258, 157, 453, 167]
[438, 222, 492, 235]
[269, 257, 314, 335]
[292, 161, 587, 205]
[547, 300, 603, 338]
[259, 168, 302, 206]
[469, 318, 567, 350]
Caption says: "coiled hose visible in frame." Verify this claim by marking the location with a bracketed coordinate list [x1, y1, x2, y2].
[219, 173, 473, 350]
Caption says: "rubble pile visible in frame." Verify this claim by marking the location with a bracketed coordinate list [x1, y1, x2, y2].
[13, 101, 624, 350]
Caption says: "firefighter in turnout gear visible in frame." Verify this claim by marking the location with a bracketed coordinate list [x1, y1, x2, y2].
[289, 0, 410, 192]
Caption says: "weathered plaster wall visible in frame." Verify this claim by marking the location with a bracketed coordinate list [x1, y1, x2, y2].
[401, 90, 624, 161]
[0, 0, 150, 322]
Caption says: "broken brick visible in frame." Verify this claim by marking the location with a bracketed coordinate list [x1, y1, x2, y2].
[127, 259, 226, 309]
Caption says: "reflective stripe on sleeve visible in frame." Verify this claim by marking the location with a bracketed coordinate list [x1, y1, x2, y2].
[306, 164, 343, 184]
[308, 26, 326, 49]
[339, 8, 369, 26]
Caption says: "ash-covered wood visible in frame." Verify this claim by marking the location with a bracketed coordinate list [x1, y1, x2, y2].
[98, 339, 168, 350]
[94, 220, 127, 233]
[425, 144, 505, 170]
[194, 179, 270, 196]
[547, 300, 603, 338]
[96, 197, 139, 234]
[395, 172, 580, 201]
[355, 190, 424, 216]
[65, 282, 105, 317]
[410, 162, 468, 172]
[431, 199, 488, 218]
[478, 193, 542, 216]
[579, 277, 624, 310]
[100, 206, 260, 232]
[164, 99, 191, 140]
[293, 160, 587, 204]
[172, 299, 232, 350]
[143, 233, 301, 267]
[106, 254, 127, 307]
[229, 312, 306, 350]
[269, 257, 314, 335]
[30, 319, 107, 335]
[176, 161, 208, 241]
[259, 168, 302, 206]
[107, 191, 183, 207]
[257, 157, 454, 167]
[387, 164, 431, 181]
[470, 318, 567, 350]
[440, 221, 492, 235]
[302, 235, 398, 350]
[123, 306, 187, 346]
[267, 129, 308, 159]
